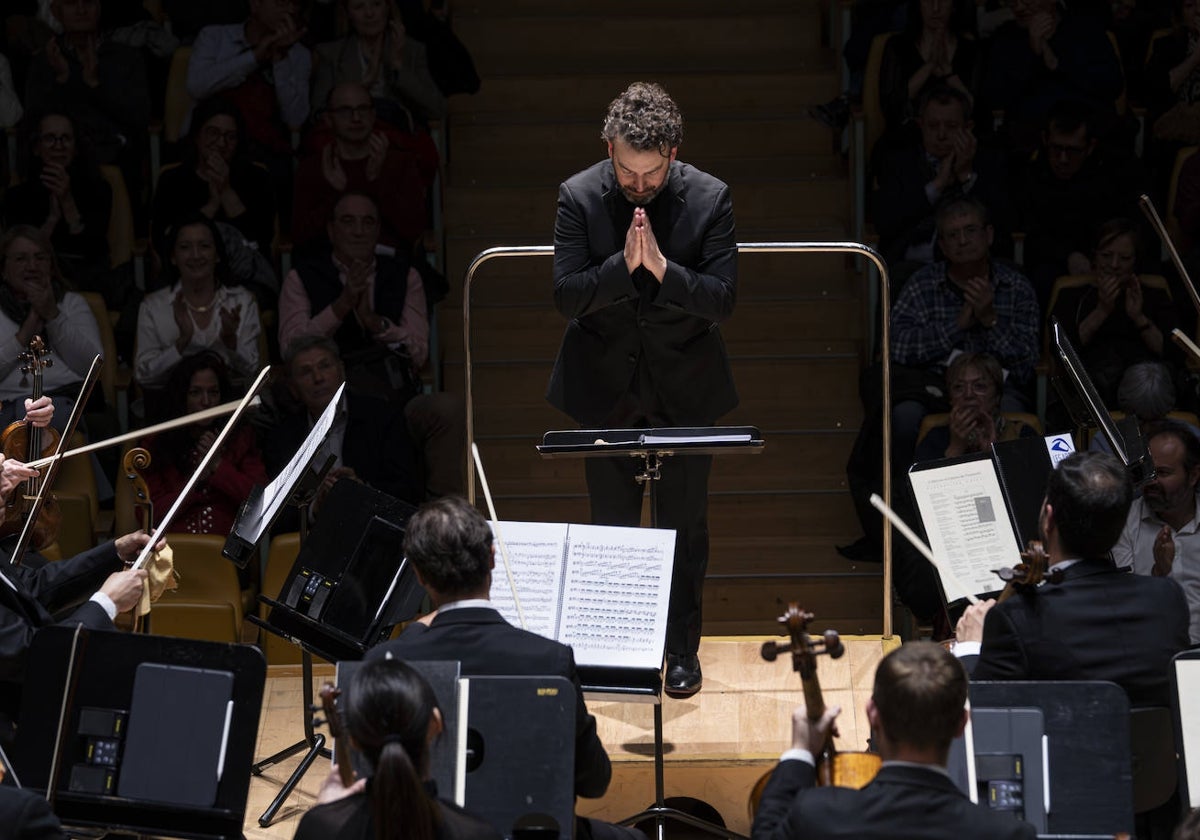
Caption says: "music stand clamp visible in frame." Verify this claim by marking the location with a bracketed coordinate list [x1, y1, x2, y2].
[538, 426, 763, 840]
[247, 454, 336, 828]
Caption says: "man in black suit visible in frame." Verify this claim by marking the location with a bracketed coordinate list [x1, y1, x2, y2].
[365, 496, 643, 840]
[0, 785, 66, 840]
[264, 336, 425, 516]
[955, 451, 1191, 708]
[546, 81, 737, 696]
[752, 641, 1036, 840]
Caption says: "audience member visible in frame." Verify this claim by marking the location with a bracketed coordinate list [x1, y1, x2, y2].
[878, 0, 980, 132]
[890, 195, 1039, 461]
[0, 53, 23, 129]
[311, 0, 446, 132]
[24, 0, 150, 206]
[394, 0, 481, 98]
[0, 225, 103, 431]
[264, 336, 424, 514]
[1018, 103, 1145, 308]
[871, 84, 1011, 276]
[134, 214, 261, 395]
[293, 657, 501, 840]
[751, 641, 1036, 840]
[161, 0, 246, 44]
[3, 110, 112, 296]
[955, 451, 1191, 708]
[291, 83, 427, 251]
[142, 352, 267, 536]
[152, 97, 276, 266]
[981, 0, 1123, 155]
[365, 495, 645, 840]
[1050, 218, 1177, 408]
[1112, 420, 1200, 645]
[1143, 0, 1200, 145]
[1089, 362, 1200, 454]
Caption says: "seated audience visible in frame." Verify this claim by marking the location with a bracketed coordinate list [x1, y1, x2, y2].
[264, 336, 424, 515]
[142, 352, 267, 536]
[152, 97, 276, 267]
[134, 214, 261, 395]
[1113, 420, 1200, 645]
[0, 225, 103, 431]
[878, 0, 981, 132]
[751, 641, 1036, 840]
[311, 0, 446, 132]
[1050, 218, 1177, 408]
[1143, 0, 1200, 145]
[981, 0, 1123, 154]
[24, 0, 150, 204]
[291, 83, 427, 251]
[871, 84, 1011, 276]
[955, 452, 1191, 708]
[1089, 362, 1199, 454]
[294, 658, 501, 840]
[3, 110, 112, 297]
[1018, 103, 1145, 307]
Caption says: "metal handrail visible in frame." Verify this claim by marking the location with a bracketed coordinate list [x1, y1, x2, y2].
[462, 242, 894, 637]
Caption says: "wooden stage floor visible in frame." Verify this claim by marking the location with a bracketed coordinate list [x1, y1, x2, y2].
[243, 635, 898, 838]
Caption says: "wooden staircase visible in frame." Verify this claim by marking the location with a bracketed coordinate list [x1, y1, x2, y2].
[439, 1, 885, 636]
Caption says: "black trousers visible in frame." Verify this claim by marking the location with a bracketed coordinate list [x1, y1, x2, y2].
[584, 452, 712, 656]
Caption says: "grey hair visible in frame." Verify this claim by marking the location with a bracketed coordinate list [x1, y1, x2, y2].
[1117, 361, 1175, 420]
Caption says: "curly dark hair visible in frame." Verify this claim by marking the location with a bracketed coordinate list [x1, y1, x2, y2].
[601, 82, 683, 154]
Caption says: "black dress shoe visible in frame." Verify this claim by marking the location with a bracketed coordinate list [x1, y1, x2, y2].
[664, 654, 702, 698]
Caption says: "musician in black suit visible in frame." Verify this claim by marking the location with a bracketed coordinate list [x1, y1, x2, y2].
[546, 81, 737, 696]
[751, 641, 1036, 840]
[954, 451, 1191, 708]
[365, 496, 643, 840]
[0, 786, 66, 840]
[263, 336, 424, 520]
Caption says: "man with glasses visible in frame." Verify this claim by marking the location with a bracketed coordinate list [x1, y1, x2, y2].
[291, 81, 427, 250]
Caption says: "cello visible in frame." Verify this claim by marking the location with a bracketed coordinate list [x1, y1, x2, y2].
[748, 603, 882, 814]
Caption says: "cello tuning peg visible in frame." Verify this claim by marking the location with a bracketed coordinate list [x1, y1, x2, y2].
[822, 629, 845, 659]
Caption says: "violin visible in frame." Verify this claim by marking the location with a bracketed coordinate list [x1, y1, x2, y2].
[748, 603, 882, 815]
[992, 539, 1062, 602]
[316, 682, 356, 787]
[0, 338, 61, 550]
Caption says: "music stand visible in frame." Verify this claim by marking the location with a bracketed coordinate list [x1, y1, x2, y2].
[247, 479, 424, 826]
[13, 625, 266, 839]
[538, 425, 764, 840]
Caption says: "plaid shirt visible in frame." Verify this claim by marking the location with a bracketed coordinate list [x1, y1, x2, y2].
[890, 260, 1039, 383]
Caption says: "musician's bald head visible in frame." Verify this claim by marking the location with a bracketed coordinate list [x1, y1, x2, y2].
[404, 496, 494, 604]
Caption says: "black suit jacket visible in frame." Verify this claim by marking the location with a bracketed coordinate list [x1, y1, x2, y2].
[294, 791, 500, 840]
[263, 390, 424, 510]
[0, 786, 67, 840]
[963, 559, 1191, 707]
[366, 606, 612, 798]
[751, 761, 1037, 840]
[546, 159, 738, 427]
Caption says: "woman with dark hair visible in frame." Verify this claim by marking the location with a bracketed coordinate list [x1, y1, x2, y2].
[0, 225, 103, 430]
[1051, 218, 1178, 406]
[294, 659, 499, 840]
[141, 352, 266, 535]
[879, 0, 980, 131]
[1, 110, 113, 295]
[134, 213, 260, 391]
[151, 97, 277, 261]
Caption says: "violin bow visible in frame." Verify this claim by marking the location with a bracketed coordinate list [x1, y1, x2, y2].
[869, 493, 980, 605]
[130, 366, 270, 572]
[470, 442, 526, 630]
[1139, 194, 1200, 315]
[9, 354, 102, 567]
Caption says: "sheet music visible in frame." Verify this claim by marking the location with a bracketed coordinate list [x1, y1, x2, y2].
[908, 458, 1022, 602]
[559, 524, 674, 669]
[487, 521, 569, 638]
[255, 384, 346, 536]
[639, 433, 752, 445]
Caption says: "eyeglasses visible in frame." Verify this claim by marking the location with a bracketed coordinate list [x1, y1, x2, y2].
[950, 380, 993, 396]
[38, 133, 74, 147]
[1048, 143, 1088, 159]
[200, 126, 238, 144]
[940, 224, 985, 241]
[328, 105, 374, 119]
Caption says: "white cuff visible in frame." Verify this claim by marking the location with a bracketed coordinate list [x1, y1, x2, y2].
[780, 748, 815, 766]
[952, 640, 981, 658]
[90, 591, 118, 621]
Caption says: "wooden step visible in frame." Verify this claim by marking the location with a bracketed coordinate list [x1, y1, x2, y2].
[458, 14, 822, 76]
[448, 72, 840, 120]
[448, 118, 838, 177]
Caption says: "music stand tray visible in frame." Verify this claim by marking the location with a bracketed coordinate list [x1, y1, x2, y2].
[537, 425, 763, 840]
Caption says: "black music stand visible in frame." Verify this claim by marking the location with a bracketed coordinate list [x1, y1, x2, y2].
[247, 479, 424, 826]
[13, 626, 266, 839]
[538, 426, 764, 840]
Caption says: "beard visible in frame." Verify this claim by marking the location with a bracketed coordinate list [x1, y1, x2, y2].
[613, 162, 668, 206]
